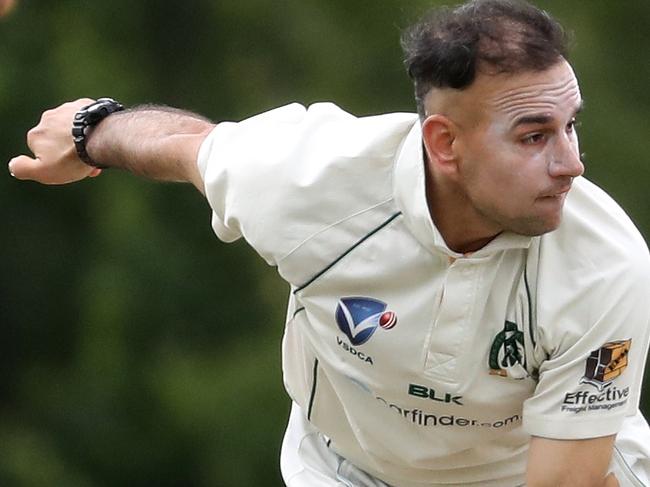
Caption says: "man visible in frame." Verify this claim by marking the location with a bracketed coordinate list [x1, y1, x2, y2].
[9, 0, 650, 485]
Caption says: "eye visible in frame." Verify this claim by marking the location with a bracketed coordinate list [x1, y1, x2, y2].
[567, 118, 582, 133]
[521, 133, 546, 145]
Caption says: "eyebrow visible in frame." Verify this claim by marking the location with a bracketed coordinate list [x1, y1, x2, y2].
[512, 100, 585, 129]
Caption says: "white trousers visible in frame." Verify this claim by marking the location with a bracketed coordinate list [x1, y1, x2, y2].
[280, 403, 650, 487]
[280, 403, 391, 487]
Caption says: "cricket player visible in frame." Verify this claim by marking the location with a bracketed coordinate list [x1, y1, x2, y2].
[9, 0, 650, 485]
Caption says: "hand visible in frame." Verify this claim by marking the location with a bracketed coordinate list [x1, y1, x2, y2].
[8, 98, 103, 184]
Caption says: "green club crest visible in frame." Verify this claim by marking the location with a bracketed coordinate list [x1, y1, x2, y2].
[489, 321, 526, 378]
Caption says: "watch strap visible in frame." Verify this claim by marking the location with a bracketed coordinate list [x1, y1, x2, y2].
[72, 97, 124, 168]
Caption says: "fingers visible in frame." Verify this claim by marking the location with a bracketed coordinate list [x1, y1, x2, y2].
[25, 98, 95, 153]
[10, 98, 100, 185]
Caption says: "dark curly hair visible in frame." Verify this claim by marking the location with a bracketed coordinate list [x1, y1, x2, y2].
[401, 0, 570, 119]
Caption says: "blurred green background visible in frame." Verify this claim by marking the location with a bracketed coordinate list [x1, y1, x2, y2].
[1, 1, 648, 486]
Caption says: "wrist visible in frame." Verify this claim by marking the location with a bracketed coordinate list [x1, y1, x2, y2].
[72, 98, 124, 168]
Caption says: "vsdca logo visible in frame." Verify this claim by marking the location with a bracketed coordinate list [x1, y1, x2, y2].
[335, 297, 397, 346]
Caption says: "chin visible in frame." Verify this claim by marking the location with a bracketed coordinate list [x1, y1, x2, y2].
[509, 214, 563, 237]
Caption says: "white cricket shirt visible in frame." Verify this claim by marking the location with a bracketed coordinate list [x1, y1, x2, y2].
[197, 103, 650, 486]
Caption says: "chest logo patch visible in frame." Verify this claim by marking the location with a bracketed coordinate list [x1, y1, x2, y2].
[489, 321, 527, 379]
[335, 297, 397, 346]
[580, 340, 631, 391]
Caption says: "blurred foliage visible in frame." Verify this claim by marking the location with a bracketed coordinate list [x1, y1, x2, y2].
[0, 1, 648, 486]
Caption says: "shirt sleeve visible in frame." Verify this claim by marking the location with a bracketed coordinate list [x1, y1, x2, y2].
[196, 102, 415, 267]
[523, 179, 650, 440]
[196, 102, 313, 259]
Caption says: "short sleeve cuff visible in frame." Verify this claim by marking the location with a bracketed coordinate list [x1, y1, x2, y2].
[196, 122, 243, 243]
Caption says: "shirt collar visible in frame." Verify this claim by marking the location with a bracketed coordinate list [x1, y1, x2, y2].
[393, 121, 533, 258]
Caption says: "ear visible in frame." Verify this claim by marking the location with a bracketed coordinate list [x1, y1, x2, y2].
[421, 114, 459, 177]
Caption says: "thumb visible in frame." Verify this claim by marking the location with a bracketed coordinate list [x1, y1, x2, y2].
[9, 154, 99, 184]
[8, 155, 42, 181]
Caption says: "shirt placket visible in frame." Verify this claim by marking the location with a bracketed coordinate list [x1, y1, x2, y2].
[423, 258, 481, 386]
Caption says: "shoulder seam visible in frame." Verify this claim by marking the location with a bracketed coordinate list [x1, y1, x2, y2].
[276, 196, 395, 264]
[293, 210, 403, 293]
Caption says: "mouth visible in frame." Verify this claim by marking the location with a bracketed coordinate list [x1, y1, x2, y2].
[539, 185, 572, 199]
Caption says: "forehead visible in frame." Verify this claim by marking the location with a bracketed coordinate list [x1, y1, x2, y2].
[469, 60, 582, 125]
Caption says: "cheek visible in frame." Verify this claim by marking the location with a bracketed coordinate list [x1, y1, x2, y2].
[459, 133, 545, 202]
[462, 160, 517, 209]
[468, 153, 524, 190]
[470, 156, 545, 213]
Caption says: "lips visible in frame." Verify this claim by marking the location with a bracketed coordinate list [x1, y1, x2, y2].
[540, 185, 572, 198]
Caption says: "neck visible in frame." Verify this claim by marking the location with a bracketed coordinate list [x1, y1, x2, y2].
[426, 171, 502, 254]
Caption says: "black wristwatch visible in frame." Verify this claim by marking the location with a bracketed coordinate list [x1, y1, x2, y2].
[72, 97, 125, 168]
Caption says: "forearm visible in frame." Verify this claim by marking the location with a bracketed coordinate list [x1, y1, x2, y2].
[86, 105, 215, 191]
[10, 99, 215, 191]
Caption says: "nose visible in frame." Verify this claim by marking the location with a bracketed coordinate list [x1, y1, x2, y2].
[548, 135, 584, 179]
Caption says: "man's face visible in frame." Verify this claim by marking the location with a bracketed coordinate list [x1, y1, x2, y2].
[441, 60, 584, 237]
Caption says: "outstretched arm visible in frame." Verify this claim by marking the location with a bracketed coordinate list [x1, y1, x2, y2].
[8, 98, 216, 193]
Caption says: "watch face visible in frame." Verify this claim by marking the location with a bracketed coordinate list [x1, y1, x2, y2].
[87, 106, 106, 124]
[77, 100, 124, 126]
